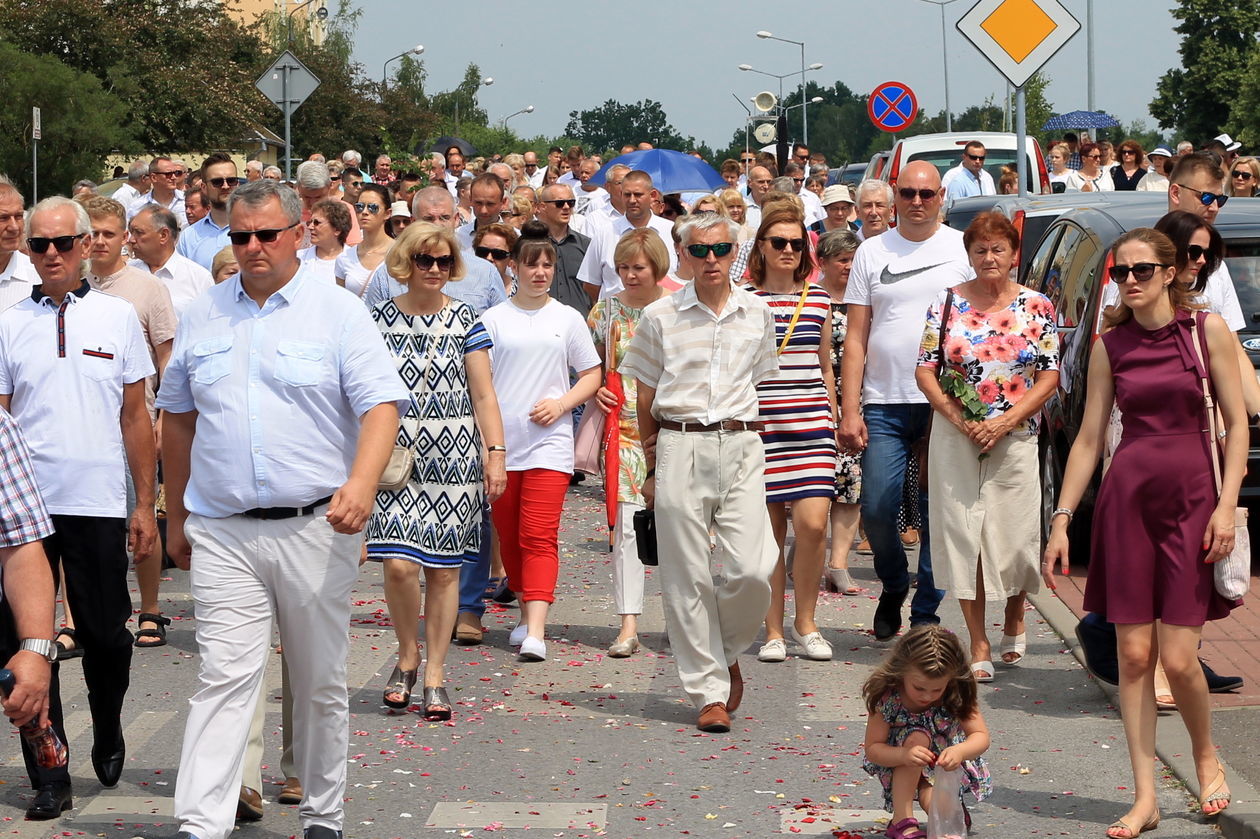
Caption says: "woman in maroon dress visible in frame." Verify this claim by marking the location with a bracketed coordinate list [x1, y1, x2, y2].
[1043, 228, 1245, 838]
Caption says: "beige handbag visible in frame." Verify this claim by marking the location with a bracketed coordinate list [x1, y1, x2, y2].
[378, 318, 439, 492]
[573, 313, 618, 476]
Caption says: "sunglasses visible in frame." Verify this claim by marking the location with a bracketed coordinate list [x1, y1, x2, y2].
[227, 221, 300, 246]
[1186, 244, 1208, 261]
[966, 153, 986, 162]
[329, 174, 341, 182]
[412, 253, 455, 271]
[1108, 262, 1170, 283]
[27, 233, 86, 254]
[685, 242, 734, 258]
[153, 170, 186, 178]
[475, 246, 510, 261]
[547, 199, 576, 209]
[762, 236, 806, 252]
[1177, 184, 1229, 208]
[898, 187, 938, 202]
[208, 176, 242, 188]
[1085, 154, 1102, 160]
[1233, 170, 1253, 181]
[355, 202, 383, 214]
[1121, 149, 1137, 155]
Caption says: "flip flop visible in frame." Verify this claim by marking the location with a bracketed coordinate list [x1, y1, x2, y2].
[1106, 810, 1159, 838]
[970, 660, 995, 683]
[999, 632, 1026, 666]
[1200, 761, 1230, 817]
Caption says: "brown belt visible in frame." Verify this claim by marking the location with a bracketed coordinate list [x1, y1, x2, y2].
[658, 419, 764, 433]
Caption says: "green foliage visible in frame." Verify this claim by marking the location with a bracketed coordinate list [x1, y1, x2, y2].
[1151, 0, 1260, 142]
[940, 369, 988, 423]
[0, 41, 134, 195]
[1231, 50, 1260, 149]
[565, 99, 690, 156]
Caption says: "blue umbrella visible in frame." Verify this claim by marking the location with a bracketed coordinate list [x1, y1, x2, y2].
[1042, 110, 1121, 132]
[589, 149, 725, 193]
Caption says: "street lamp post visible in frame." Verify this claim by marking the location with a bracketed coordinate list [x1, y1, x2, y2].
[382, 44, 424, 91]
[454, 76, 493, 137]
[502, 105, 535, 129]
[916, 0, 961, 132]
[739, 63, 821, 148]
[755, 32, 821, 148]
[285, 0, 327, 46]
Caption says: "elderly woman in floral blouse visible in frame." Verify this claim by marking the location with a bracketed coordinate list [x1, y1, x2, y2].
[915, 212, 1060, 683]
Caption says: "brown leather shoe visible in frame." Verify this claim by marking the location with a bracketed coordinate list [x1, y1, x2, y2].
[278, 776, 303, 804]
[236, 786, 263, 821]
[453, 612, 484, 645]
[727, 662, 743, 713]
[697, 702, 730, 733]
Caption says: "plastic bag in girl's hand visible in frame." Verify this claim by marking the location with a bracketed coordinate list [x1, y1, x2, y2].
[927, 767, 967, 839]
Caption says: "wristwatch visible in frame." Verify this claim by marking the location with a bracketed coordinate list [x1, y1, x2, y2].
[18, 639, 57, 663]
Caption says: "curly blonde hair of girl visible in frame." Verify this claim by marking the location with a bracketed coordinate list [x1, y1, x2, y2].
[862, 625, 978, 721]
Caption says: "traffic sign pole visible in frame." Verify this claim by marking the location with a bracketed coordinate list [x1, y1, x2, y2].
[1015, 86, 1027, 197]
[31, 107, 40, 202]
[283, 64, 291, 180]
[254, 51, 320, 182]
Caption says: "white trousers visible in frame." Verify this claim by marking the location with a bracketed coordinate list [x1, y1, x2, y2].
[174, 509, 359, 839]
[654, 429, 776, 708]
[612, 501, 645, 615]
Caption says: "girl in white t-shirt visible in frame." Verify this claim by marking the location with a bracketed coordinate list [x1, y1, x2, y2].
[478, 222, 602, 662]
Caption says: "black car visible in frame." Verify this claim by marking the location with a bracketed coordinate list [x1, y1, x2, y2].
[1022, 198, 1260, 560]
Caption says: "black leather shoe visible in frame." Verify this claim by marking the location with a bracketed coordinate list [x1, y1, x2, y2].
[1202, 658, 1244, 693]
[1074, 613, 1119, 685]
[25, 782, 71, 820]
[91, 729, 126, 788]
[304, 826, 345, 839]
[873, 590, 906, 641]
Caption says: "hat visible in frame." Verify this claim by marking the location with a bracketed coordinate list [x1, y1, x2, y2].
[821, 184, 854, 206]
[1214, 133, 1242, 153]
[1148, 146, 1173, 159]
[389, 200, 410, 218]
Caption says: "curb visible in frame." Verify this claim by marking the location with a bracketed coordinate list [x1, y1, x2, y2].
[1028, 590, 1260, 839]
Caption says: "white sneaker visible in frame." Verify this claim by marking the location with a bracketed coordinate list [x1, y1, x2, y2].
[518, 636, 546, 661]
[509, 623, 528, 647]
[756, 638, 787, 662]
[791, 626, 834, 661]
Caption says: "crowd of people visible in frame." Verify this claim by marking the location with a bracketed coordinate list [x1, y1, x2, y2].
[0, 130, 1250, 839]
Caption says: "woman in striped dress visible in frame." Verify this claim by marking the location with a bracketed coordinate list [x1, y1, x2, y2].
[746, 206, 840, 663]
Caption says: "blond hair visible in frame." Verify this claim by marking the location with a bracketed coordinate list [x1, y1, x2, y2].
[386, 222, 465, 283]
[613, 228, 669, 281]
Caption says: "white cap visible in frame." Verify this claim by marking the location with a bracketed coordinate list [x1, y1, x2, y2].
[389, 200, 410, 218]
[1214, 133, 1242, 152]
[1149, 146, 1173, 159]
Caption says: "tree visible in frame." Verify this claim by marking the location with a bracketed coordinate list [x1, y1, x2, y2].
[1150, 0, 1260, 143]
[0, 41, 134, 196]
[565, 100, 688, 155]
[1230, 49, 1260, 149]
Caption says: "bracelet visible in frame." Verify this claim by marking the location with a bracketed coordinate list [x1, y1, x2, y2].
[487, 445, 507, 453]
[1051, 507, 1073, 523]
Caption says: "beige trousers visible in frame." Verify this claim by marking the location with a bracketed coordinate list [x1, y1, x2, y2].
[654, 429, 777, 709]
[241, 652, 295, 791]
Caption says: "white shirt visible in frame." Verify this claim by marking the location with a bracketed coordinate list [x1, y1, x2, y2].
[478, 298, 601, 472]
[112, 183, 145, 209]
[1062, 170, 1114, 192]
[129, 190, 188, 229]
[456, 217, 504, 252]
[333, 247, 374, 299]
[577, 213, 677, 298]
[527, 168, 545, 189]
[155, 267, 409, 518]
[845, 225, 973, 404]
[1136, 172, 1170, 192]
[296, 246, 342, 286]
[1102, 261, 1245, 331]
[573, 187, 610, 218]
[0, 284, 154, 516]
[130, 252, 213, 318]
[556, 172, 579, 188]
[0, 251, 39, 313]
[799, 189, 825, 226]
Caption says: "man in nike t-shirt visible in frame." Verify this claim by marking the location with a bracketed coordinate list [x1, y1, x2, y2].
[838, 161, 972, 641]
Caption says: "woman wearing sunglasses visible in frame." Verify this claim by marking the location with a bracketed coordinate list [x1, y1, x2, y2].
[334, 183, 393, 298]
[478, 221, 602, 662]
[472, 222, 518, 295]
[1110, 140, 1148, 191]
[1064, 142, 1115, 193]
[743, 206, 838, 664]
[1045, 228, 1243, 837]
[297, 198, 350, 284]
[366, 222, 507, 721]
[1227, 156, 1260, 197]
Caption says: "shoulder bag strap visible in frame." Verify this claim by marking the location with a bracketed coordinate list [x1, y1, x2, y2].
[777, 282, 811, 356]
[935, 288, 955, 383]
[1187, 314, 1224, 492]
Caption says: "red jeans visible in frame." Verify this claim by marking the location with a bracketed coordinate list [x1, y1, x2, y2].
[491, 468, 569, 603]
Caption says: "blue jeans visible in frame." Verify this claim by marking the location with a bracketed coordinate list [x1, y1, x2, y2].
[860, 403, 944, 625]
[458, 510, 493, 617]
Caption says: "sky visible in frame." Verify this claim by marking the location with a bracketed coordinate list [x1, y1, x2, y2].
[349, 0, 1185, 151]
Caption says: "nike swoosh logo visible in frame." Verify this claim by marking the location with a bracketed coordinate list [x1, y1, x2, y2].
[879, 262, 950, 285]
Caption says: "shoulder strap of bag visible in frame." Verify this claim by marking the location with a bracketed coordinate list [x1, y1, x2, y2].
[935, 288, 955, 383]
[1188, 314, 1224, 492]
[777, 282, 811, 356]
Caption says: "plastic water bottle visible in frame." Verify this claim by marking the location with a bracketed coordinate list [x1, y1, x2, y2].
[0, 668, 67, 768]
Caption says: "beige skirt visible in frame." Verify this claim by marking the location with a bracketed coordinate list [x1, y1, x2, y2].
[927, 418, 1042, 600]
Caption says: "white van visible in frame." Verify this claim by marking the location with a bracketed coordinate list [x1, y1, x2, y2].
[880, 131, 1050, 196]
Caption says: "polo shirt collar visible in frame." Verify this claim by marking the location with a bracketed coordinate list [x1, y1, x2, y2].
[31, 279, 90, 305]
[197, 214, 229, 233]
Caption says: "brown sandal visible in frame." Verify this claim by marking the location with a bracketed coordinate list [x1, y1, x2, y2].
[382, 665, 417, 709]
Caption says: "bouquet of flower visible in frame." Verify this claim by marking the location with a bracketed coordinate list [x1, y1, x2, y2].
[940, 369, 990, 460]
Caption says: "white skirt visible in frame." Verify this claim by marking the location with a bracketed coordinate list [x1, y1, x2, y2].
[926, 418, 1042, 600]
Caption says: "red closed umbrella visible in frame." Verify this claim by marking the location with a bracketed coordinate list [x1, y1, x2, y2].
[602, 320, 623, 551]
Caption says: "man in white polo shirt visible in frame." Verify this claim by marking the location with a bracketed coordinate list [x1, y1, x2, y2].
[129, 205, 215, 318]
[577, 170, 676, 300]
[0, 180, 38, 312]
[0, 196, 156, 811]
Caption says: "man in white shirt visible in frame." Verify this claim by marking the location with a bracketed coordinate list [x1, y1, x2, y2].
[524, 151, 545, 188]
[942, 141, 996, 202]
[455, 173, 508, 250]
[0, 181, 38, 312]
[128, 206, 214, 317]
[111, 160, 150, 210]
[744, 166, 776, 230]
[572, 159, 610, 218]
[128, 156, 187, 228]
[556, 145, 584, 187]
[855, 180, 894, 242]
[783, 162, 824, 225]
[578, 170, 677, 299]
[839, 162, 972, 641]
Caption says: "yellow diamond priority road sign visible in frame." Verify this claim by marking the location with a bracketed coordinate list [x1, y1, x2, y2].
[956, 0, 1080, 87]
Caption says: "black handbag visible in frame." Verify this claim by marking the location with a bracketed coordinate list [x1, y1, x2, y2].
[633, 509, 658, 566]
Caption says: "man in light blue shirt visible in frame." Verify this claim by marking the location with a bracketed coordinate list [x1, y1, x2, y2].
[942, 140, 996, 202]
[175, 153, 240, 270]
[158, 179, 406, 839]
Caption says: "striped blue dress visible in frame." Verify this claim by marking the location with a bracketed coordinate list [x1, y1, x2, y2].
[745, 282, 839, 502]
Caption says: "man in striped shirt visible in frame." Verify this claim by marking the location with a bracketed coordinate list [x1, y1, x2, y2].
[620, 212, 779, 734]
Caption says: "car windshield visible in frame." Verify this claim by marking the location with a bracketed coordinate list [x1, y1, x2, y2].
[1224, 242, 1260, 333]
[908, 148, 1029, 188]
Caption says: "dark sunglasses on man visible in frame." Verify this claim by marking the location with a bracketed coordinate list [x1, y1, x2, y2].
[1177, 184, 1229, 208]
[547, 199, 576, 209]
[685, 242, 734, 258]
[27, 234, 86, 254]
[898, 187, 939, 202]
[227, 221, 300, 246]
[208, 176, 242, 188]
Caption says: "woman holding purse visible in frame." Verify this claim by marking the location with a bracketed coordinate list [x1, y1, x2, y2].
[1044, 228, 1244, 838]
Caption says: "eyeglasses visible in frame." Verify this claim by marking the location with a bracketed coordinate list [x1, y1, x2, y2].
[227, 221, 300, 246]
[547, 199, 576, 209]
[474, 246, 510, 261]
[1233, 170, 1254, 181]
[762, 236, 806, 252]
[412, 253, 455, 271]
[1186, 244, 1208, 261]
[153, 170, 186, 178]
[329, 174, 341, 182]
[1108, 262, 1170, 283]
[208, 176, 242, 188]
[685, 242, 735, 258]
[791, 177, 805, 184]
[1121, 149, 1137, 156]
[966, 153, 986, 162]
[1085, 154, 1102, 160]
[307, 218, 326, 227]
[1177, 184, 1229, 208]
[26, 233, 85, 254]
[355, 202, 383, 214]
[898, 187, 938, 202]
